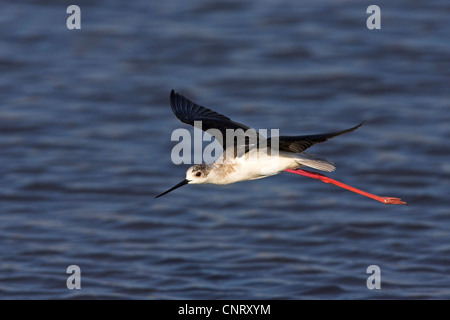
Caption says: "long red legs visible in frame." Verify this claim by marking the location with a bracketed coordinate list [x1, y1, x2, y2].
[285, 169, 407, 205]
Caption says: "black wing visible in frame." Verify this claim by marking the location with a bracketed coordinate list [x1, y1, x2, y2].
[268, 122, 364, 154]
[170, 90, 259, 151]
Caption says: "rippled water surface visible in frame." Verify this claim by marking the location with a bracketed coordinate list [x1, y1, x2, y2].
[1, 0, 449, 299]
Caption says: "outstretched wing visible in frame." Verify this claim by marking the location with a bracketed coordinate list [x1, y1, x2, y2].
[268, 122, 364, 154]
[170, 90, 260, 152]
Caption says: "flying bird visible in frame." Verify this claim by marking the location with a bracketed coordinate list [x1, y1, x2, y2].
[155, 90, 406, 205]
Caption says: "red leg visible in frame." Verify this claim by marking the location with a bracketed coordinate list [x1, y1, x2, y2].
[285, 169, 406, 205]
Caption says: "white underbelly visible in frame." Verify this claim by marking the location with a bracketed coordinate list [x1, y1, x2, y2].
[217, 151, 298, 184]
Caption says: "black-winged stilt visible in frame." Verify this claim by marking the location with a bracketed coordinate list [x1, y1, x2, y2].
[155, 90, 406, 205]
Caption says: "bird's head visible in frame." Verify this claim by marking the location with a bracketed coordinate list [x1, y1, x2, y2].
[155, 164, 211, 198]
[186, 164, 211, 184]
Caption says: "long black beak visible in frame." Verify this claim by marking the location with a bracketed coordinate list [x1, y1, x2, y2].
[155, 179, 189, 198]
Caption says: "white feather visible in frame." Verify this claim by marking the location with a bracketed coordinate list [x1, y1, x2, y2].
[294, 152, 336, 172]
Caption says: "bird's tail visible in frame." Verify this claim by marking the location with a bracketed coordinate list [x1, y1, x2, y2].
[294, 152, 336, 172]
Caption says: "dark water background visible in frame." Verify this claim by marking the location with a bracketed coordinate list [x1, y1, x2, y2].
[0, 0, 449, 299]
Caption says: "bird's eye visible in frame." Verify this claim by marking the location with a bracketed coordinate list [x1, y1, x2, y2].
[195, 172, 201, 177]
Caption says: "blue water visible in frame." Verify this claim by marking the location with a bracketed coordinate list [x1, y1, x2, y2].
[0, 0, 449, 299]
